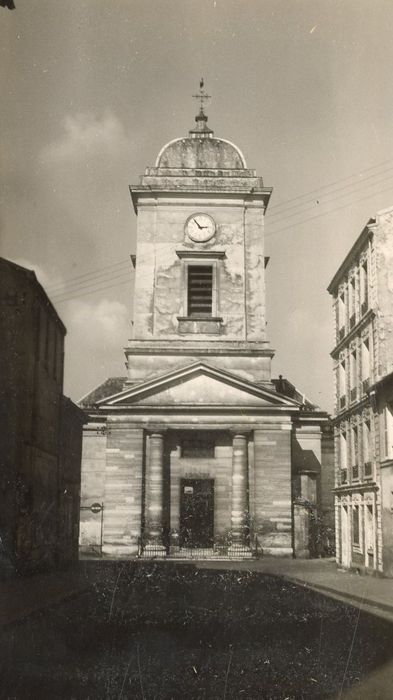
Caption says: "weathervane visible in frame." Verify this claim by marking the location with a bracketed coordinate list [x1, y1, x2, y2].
[193, 78, 211, 115]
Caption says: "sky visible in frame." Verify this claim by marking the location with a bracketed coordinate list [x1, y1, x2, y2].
[2, 0, 393, 413]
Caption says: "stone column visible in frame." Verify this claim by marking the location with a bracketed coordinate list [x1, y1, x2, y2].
[229, 433, 251, 556]
[144, 432, 166, 556]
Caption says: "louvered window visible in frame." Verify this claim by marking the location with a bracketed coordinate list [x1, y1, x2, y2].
[187, 265, 213, 317]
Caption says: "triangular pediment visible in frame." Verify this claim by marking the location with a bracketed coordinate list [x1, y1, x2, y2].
[96, 362, 301, 410]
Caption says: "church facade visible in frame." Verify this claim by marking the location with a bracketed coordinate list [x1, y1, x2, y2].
[79, 98, 334, 559]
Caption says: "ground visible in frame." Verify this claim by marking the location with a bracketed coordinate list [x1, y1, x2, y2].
[1, 562, 393, 699]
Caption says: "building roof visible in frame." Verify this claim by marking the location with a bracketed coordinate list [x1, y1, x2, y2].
[327, 205, 393, 294]
[78, 369, 327, 417]
[78, 377, 127, 408]
[156, 134, 247, 170]
[271, 375, 317, 410]
[327, 219, 375, 294]
[154, 105, 247, 170]
[0, 257, 66, 334]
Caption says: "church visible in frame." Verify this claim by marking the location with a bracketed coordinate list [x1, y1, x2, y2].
[79, 86, 334, 560]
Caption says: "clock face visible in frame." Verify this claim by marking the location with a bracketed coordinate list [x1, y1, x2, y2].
[185, 213, 216, 242]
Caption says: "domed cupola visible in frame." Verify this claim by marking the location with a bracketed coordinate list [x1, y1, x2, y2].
[131, 81, 269, 213]
[155, 81, 247, 170]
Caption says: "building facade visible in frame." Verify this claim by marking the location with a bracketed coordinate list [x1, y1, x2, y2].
[328, 206, 393, 576]
[79, 101, 334, 560]
[0, 258, 85, 573]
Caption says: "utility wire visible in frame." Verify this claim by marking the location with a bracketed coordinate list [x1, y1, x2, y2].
[53, 278, 133, 306]
[54, 179, 393, 304]
[51, 270, 133, 302]
[45, 160, 393, 303]
[267, 171, 393, 231]
[46, 258, 131, 293]
[45, 161, 393, 295]
[267, 157, 393, 212]
[49, 267, 132, 298]
[265, 182, 393, 239]
[266, 162, 393, 220]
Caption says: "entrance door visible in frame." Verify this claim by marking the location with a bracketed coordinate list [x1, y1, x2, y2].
[341, 505, 351, 567]
[180, 479, 214, 548]
[364, 503, 375, 569]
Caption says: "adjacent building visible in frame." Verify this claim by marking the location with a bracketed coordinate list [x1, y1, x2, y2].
[328, 206, 393, 576]
[79, 98, 334, 560]
[0, 258, 85, 573]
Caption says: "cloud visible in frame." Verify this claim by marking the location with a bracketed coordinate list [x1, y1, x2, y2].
[40, 112, 131, 164]
[67, 298, 129, 345]
[11, 257, 61, 290]
[62, 298, 130, 401]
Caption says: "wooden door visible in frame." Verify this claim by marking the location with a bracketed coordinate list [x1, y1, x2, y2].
[180, 479, 214, 547]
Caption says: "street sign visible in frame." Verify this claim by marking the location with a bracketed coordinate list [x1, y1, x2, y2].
[90, 502, 103, 514]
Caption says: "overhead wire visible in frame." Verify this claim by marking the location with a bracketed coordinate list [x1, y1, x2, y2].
[265, 182, 393, 239]
[266, 157, 393, 212]
[53, 278, 133, 306]
[47, 159, 393, 303]
[51, 270, 133, 303]
[266, 162, 393, 221]
[46, 258, 131, 293]
[49, 157, 393, 296]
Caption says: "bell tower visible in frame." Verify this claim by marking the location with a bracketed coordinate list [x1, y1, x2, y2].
[126, 83, 273, 385]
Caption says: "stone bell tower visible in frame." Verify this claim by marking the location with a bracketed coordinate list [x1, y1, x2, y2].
[126, 81, 273, 385]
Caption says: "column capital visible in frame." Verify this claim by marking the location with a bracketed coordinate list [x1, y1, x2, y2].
[229, 428, 252, 437]
[146, 429, 167, 438]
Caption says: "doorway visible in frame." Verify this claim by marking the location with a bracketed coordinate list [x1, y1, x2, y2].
[180, 479, 214, 548]
[341, 505, 351, 567]
[364, 503, 375, 569]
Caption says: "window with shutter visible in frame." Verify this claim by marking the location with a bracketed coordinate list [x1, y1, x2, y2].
[187, 265, 213, 317]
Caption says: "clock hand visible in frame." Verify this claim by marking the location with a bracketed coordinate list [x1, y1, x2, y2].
[193, 218, 203, 230]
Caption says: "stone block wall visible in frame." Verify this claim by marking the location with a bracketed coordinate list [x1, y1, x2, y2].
[253, 424, 293, 555]
[381, 461, 393, 576]
[102, 421, 144, 556]
[132, 200, 266, 343]
[79, 424, 107, 552]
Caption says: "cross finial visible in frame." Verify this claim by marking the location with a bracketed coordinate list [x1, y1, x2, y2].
[193, 78, 211, 115]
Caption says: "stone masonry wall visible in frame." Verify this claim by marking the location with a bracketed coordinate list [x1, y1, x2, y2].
[102, 421, 144, 556]
[253, 424, 293, 555]
[79, 425, 107, 551]
[132, 200, 266, 342]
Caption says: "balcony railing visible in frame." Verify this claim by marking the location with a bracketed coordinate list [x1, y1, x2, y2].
[340, 468, 348, 484]
[352, 464, 359, 480]
[350, 387, 358, 402]
[361, 300, 368, 316]
[350, 314, 356, 329]
[362, 377, 370, 393]
[364, 461, 373, 478]
[339, 395, 346, 409]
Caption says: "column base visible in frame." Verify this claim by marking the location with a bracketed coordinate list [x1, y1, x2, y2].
[141, 543, 167, 558]
[228, 543, 253, 559]
[263, 547, 293, 557]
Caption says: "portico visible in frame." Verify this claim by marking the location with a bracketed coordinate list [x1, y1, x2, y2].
[140, 427, 251, 556]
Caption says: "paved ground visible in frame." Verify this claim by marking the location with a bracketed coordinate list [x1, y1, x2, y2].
[196, 558, 393, 622]
[0, 560, 392, 699]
